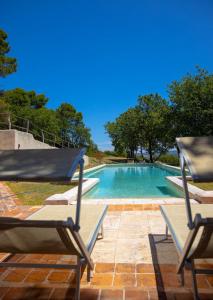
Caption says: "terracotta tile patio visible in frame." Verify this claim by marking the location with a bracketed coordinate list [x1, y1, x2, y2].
[0, 183, 213, 299]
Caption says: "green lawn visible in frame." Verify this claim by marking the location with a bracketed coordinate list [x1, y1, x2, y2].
[188, 181, 213, 191]
[6, 181, 76, 206]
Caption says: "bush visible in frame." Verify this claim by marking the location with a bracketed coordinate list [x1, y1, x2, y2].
[104, 150, 114, 156]
[103, 150, 125, 157]
[86, 148, 96, 157]
[93, 151, 105, 161]
[158, 154, 179, 166]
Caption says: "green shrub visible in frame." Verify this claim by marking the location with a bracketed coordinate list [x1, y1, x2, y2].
[104, 150, 114, 156]
[158, 154, 179, 166]
[93, 151, 105, 161]
[103, 150, 125, 157]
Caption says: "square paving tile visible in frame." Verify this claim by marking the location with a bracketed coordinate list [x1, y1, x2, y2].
[92, 210, 164, 264]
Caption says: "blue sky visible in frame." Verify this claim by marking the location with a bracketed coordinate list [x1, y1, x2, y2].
[1, 0, 213, 150]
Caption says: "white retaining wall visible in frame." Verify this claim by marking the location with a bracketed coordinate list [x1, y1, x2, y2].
[0, 130, 54, 150]
[0, 129, 89, 166]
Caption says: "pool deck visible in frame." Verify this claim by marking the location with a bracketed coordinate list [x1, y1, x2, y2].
[0, 182, 213, 299]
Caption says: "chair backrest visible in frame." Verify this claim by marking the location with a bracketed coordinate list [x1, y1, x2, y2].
[176, 136, 213, 182]
[0, 217, 80, 255]
[176, 136, 213, 228]
[0, 148, 85, 182]
[190, 217, 213, 259]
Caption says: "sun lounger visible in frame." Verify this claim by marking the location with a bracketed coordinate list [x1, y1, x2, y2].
[0, 148, 108, 300]
[0, 204, 107, 300]
[160, 136, 213, 300]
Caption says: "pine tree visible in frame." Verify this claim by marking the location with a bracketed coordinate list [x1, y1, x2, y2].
[0, 29, 17, 78]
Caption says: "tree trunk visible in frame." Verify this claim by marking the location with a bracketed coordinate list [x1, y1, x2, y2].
[148, 141, 153, 163]
[155, 148, 169, 162]
[128, 148, 135, 159]
[140, 146, 145, 160]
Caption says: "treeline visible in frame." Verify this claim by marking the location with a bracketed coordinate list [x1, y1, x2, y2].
[0, 29, 97, 152]
[105, 67, 213, 162]
[0, 88, 97, 150]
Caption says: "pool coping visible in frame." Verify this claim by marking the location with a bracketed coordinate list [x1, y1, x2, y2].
[45, 178, 100, 205]
[166, 176, 213, 203]
[74, 164, 106, 177]
[45, 162, 191, 205]
[45, 164, 106, 204]
[155, 161, 181, 171]
[82, 197, 197, 205]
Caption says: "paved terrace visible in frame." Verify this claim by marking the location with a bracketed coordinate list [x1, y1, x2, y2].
[0, 182, 213, 299]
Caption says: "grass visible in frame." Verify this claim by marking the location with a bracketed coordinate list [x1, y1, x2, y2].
[188, 181, 213, 191]
[5, 153, 123, 206]
[158, 154, 179, 166]
[6, 181, 77, 206]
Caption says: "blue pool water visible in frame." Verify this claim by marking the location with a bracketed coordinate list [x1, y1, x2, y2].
[83, 164, 182, 199]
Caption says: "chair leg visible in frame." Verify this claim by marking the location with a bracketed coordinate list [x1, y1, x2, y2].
[75, 257, 82, 300]
[165, 225, 168, 239]
[87, 266, 93, 282]
[189, 260, 200, 300]
[178, 267, 185, 286]
[98, 224, 104, 239]
[101, 224, 104, 239]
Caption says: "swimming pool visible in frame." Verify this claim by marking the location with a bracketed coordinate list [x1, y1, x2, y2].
[83, 164, 182, 199]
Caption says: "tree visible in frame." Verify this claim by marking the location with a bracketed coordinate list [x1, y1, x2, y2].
[168, 66, 213, 136]
[0, 99, 9, 128]
[0, 30, 95, 149]
[56, 103, 92, 147]
[105, 108, 141, 158]
[106, 94, 174, 162]
[28, 91, 48, 109]
[1, 88, 48, 109]
[1, 89, 94, 148]
[1, 88, 51, 132]
[0, 29, 17, 78]
[87, 142, 98, 156]
[137, 94, 174, 162]
[27, 108, 61, 141]
[0, 98, 9, 113]
[105, 121, 124, 154]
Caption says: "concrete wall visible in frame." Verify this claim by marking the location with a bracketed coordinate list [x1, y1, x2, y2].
[0, 129, 89, 166]
[0, 130, 54, 150]
[0, 130, 16, 149]
[16, 130, 55, 149]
